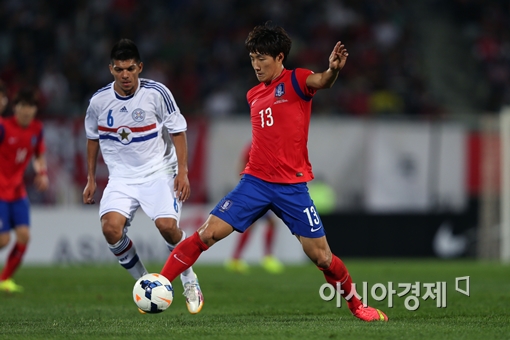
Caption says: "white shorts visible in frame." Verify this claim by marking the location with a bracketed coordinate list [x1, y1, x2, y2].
[99, 175, 181, 225]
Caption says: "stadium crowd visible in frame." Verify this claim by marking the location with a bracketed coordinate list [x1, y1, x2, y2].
[448, 0, 510, 112]
[1, 0, 508, 118]
[3, 0, 506, 119]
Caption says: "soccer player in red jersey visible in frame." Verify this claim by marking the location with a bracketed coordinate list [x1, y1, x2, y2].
[0, 88, 48, 292]
[160, 22, 388, 321]
[225, 141, 284, 274]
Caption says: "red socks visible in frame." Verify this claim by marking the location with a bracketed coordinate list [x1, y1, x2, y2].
[263, 226, 275, 256]
[233, 228, 251, 259]
[160, 232, 208, 282]
[0, 243, 27, 281]
[319, 255, 362, 312]
[233, 223, 276, 259]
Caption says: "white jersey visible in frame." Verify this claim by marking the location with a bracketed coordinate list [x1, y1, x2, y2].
[85, 78, 186, 184]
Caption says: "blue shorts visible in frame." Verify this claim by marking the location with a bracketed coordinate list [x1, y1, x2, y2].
[0, 198, 30, 233]
[211, 174, 325, 238]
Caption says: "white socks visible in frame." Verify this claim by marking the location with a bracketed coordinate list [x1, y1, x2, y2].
[108, 234, 147, 279]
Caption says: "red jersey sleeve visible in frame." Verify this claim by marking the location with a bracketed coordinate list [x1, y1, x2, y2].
[292, 68, 317, 98]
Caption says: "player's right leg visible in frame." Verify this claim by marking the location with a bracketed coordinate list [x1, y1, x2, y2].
[160, 214, 234, 282]
[100, 181, 147, 279]
[101, 212, 147, 279]
[141, 174, 206, 314]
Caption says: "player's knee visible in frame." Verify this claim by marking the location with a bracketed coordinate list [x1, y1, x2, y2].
[309, 250, 332, 269]
[15, 227, 30, 244]
[101, 221, 123, 244]
[101, 213, 127, 244]
[155, 218, 181, 244]
[195, 215, 234, 247]
[155, 218, 179, 234]
[0, 233, 10, 248]
[315, 255, 331, 269]
[197, 227, 215, 246]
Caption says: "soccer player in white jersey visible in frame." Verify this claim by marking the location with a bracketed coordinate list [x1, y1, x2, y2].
[82, 39, 203, 314]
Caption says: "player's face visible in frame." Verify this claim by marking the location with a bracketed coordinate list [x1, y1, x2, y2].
[109, 59, 143, 96]
[14, 103, 37, 127]
[250, 52, 284, 84]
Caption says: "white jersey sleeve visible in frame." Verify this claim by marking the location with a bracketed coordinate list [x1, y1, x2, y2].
[154, 82, 187, 134]
[84, 99, 100, 140]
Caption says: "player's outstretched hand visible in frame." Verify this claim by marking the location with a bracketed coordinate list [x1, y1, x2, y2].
[174, 172, 190, 202]
[329, 41, 348, 71]
[83, 181, 96, 204]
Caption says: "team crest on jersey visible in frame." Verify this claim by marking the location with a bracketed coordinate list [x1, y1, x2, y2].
[132, 108, 145, 122]
[275, 83, 285, 97]
[220, 199, 233, 211]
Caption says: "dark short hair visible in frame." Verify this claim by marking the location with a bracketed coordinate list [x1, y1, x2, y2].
[110, 39, 141, 64]
[13, 88, 38, 107]
[245, 22, 292, 62]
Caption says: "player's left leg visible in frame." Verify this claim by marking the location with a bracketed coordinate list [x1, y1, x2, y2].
[142, 174, 205, 314]
[0, 199, 30, 293]
[300, 236, 388, 322]
[272, 183, 387, 322]
[155, 217, 203, 314]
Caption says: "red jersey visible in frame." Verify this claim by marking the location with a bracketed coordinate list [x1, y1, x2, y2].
[0, 116, 45, 201]
[243, 68, 317, 183]
[241, 142, 251, 167]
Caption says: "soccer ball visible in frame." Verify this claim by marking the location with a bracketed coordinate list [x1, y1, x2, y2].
[133, 273, 174, 313]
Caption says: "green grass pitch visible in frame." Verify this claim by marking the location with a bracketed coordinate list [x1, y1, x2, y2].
[0, 260, 509, 340]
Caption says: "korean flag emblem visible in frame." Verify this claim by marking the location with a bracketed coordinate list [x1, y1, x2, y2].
[275, 83, 285, 97]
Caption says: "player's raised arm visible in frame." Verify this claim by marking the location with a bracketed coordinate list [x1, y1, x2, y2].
[306, 41, 349, 90]
[82, 138, 99, 204]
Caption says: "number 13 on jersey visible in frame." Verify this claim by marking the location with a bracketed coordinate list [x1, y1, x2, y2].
[259, 108, 273, 128]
